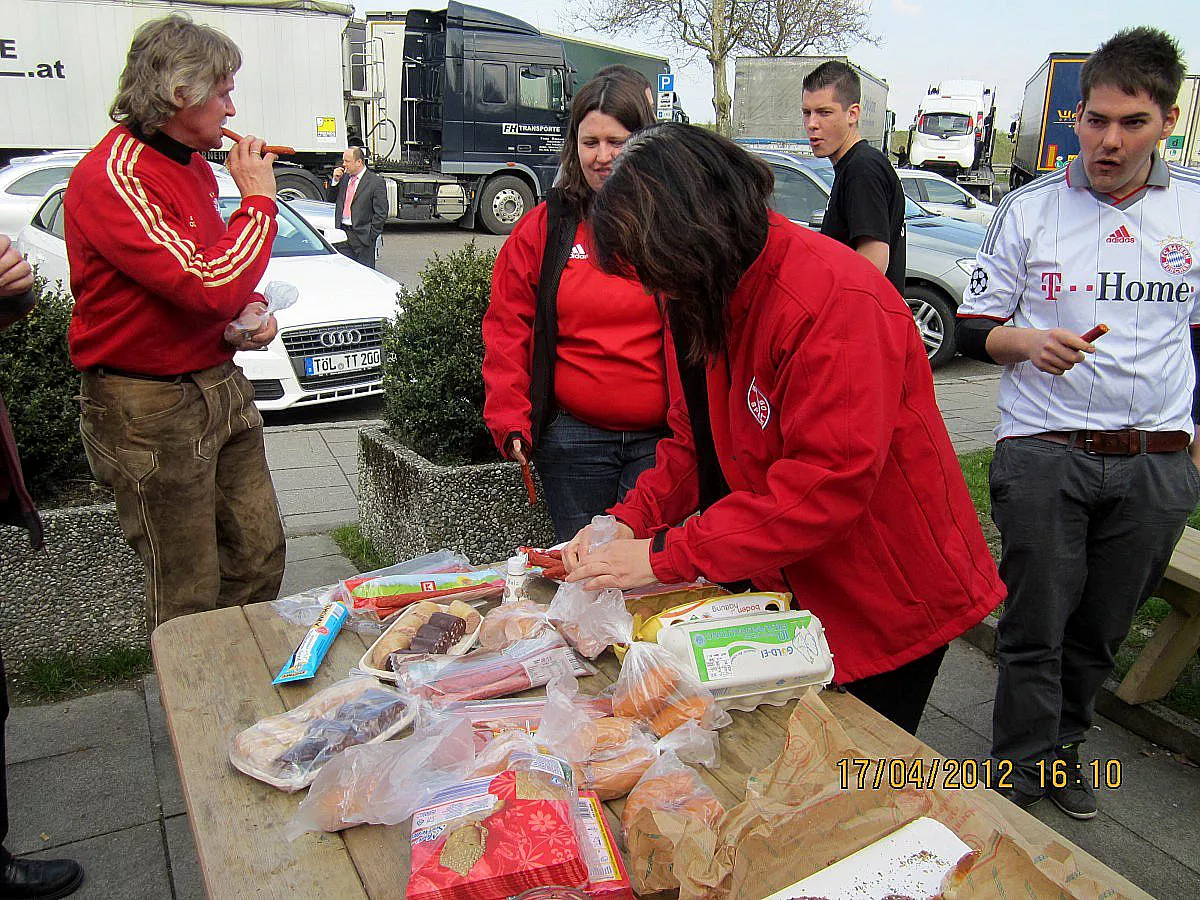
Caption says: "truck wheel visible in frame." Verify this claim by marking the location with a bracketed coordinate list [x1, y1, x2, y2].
[905, 285, 956, 369]
[479, 176, 533, 234]
[275, 171, 324, 203]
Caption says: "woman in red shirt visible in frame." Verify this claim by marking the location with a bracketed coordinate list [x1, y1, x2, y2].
[563, 125, 1003, 733]
[482, 74, 664, 541]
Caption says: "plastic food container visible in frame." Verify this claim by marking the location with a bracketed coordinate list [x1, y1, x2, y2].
[655, 610, 834, 711]
[358, 601, 482, 682]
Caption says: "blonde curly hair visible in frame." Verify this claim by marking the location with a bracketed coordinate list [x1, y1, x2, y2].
[109, 14, 241, 134]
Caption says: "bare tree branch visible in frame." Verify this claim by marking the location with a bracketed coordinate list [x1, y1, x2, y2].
[582, 0, 875, 135]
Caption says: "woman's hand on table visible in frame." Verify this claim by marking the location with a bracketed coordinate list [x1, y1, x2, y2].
[564, 537, 654, 590]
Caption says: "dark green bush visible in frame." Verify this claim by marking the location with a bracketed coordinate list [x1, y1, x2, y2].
[382, 242, 499, 466]
[0, 274, 87, 501]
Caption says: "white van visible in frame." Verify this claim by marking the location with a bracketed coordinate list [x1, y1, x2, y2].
[909, 81, 995, 174]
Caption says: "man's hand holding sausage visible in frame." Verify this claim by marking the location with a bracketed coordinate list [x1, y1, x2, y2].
[226, 134, 277, 200]
[985, 326, 1097, 376]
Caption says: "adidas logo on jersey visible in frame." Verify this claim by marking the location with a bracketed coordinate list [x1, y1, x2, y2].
[569, 243, 588, 260]
[1106, 225, 1135, 244]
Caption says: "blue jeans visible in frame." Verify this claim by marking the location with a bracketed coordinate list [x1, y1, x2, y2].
[534, 410, 669, 542]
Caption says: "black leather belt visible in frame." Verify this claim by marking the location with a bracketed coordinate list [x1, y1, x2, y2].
[1033, 429, 1191, 455]
[90, 366, 188, 383]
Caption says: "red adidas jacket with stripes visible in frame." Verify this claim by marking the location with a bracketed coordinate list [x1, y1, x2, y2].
[64, 125, 277, 374]
[610, 214, 1005, 683]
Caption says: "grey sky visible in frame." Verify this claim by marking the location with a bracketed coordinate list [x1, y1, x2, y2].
[357, 1, 1199, 129]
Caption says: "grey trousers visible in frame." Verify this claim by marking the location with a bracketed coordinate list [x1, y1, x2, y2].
[988, 436, 1198, 794]
[78, 362, 285, 630]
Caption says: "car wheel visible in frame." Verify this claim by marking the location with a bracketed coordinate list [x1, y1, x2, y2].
[905, 285, 956, 369]
[478, 176, 534, 235]
[275, 171, 324, 202]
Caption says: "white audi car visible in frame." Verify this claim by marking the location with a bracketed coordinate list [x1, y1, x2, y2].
[18, 182, 401, 411]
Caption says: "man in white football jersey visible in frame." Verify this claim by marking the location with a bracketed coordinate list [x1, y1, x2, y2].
[956, 27, 1198, 819]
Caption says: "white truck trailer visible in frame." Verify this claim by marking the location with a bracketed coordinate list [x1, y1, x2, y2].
[3, 0, 679, 233]
[731, 56, 891, 155]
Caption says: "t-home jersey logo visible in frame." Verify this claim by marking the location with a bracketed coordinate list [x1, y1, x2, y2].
[1039, 270, 1194, 304]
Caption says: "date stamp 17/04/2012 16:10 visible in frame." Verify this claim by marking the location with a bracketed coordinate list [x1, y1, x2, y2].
[836, 757, 1124, 792]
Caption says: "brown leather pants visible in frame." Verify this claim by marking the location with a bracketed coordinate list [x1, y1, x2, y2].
[78, 361, 285, 629]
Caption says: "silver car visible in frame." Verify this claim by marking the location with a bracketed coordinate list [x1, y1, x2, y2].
[755, 150, 984, 368]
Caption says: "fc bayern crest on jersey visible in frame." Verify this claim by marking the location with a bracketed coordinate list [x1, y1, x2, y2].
[747, 377, 771, 430]
[1160, 239, 1194, 276]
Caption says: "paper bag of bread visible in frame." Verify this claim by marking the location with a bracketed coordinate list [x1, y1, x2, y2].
[285, 709, 476, 838]
[621, 749, 726, 894]
[610, 641, 731, 737]
[477, 599, 554, 651]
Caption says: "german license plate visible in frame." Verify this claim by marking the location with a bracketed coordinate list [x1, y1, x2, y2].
[304, 348, 381, 376]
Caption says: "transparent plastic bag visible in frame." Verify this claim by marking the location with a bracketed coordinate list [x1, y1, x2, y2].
[284, 707, 475, 837]
[610, 641, 731, 737]
[443, 695, 613, 753]
[223, 280, 298, 342]
[547, 583, 632, 659]
[229, 676, 415, 791]
[478, 599, 554, 651]
[270, 583, 383, 635]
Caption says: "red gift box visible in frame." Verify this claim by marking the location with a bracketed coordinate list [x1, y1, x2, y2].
[407, 768, 588, 900]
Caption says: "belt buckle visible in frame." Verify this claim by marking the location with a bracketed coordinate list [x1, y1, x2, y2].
[1081, 433, 1097, 454]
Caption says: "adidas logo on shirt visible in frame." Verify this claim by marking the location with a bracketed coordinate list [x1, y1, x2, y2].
[1106, 225, 1135, 244]
[569, 243, 588, 260]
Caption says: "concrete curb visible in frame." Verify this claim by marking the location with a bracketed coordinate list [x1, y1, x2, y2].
[264, 418, 383, 434]
[959, 614, 1200, 764]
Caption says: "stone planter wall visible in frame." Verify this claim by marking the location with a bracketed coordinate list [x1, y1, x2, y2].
[0, 503, 146, 676]
[358, 426, 555, 565]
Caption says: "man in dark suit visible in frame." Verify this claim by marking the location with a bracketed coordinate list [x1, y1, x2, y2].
[328, 147, 388, 269]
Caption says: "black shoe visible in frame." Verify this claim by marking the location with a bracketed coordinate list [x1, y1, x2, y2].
[0, 856, 84, 899]
[994, 784, 1044, 810]
[1049, 742, 1097, 820]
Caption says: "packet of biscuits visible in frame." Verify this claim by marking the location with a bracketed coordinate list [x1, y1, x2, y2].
[407, 753, 589, 900]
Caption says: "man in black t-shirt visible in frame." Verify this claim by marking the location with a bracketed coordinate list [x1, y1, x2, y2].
[802, 61, 906, 295]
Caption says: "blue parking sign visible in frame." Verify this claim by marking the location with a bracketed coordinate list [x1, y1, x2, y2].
[658, 73, 675, 93]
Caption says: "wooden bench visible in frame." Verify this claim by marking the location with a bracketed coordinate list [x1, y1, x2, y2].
[1116, 525, 1200, 704]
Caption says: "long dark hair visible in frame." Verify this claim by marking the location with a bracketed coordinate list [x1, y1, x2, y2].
[558, 74, 656, 218]
[590, 124, 774, 361]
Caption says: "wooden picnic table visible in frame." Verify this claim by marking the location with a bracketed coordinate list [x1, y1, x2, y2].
[152, 600, 1153, 900]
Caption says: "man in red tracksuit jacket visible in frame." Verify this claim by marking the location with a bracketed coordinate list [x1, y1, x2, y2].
[65, 15, 285, 628]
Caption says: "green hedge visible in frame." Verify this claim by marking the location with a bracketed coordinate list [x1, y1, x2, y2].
[0, 274, 86, 501]
[382, 242, 498, 466]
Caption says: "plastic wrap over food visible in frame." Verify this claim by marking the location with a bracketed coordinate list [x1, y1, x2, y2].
[394, 632, 593, 704]
[230, 676, 416, 791]
[285, 709, 475, 837]
[547, 583, 632, 659]
[444, 696, 613, 752]
[477, 600, 554, 651]
[610, 641, 731, 737]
